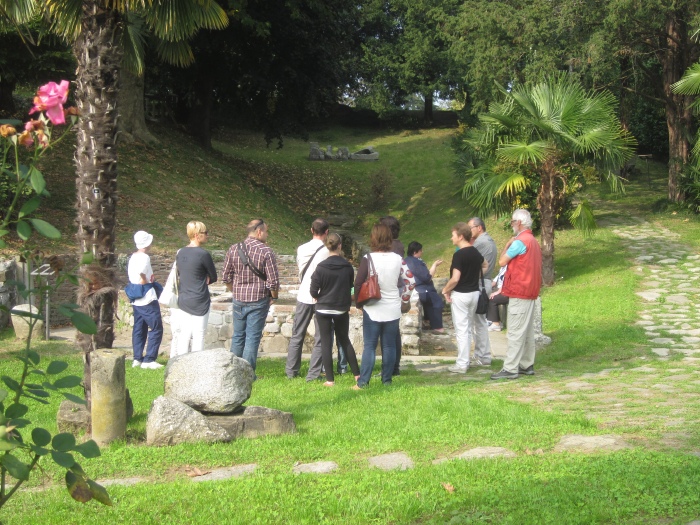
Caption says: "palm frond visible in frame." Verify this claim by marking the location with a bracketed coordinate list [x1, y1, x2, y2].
[497, 140, 550, 165]
[672, 62, 700, 95]
[155, 38, 195, 67]
[146, 0, 228, 42]
[0, 0, 37, 25]
[121, 13, 147, 75]
[462, 166, 530, 218]
[44, 0, 82, 40]
[568, 200, 597, 238]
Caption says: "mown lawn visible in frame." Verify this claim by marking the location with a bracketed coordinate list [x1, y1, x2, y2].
[4, 123, 700, 523]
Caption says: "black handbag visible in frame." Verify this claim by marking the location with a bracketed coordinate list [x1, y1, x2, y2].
[476, 268, 489, 315]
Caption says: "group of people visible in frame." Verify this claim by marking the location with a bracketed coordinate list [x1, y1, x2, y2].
[127, 208, 542, 384]
[285, 216, 414, 388]
[440, 210, 542, 380]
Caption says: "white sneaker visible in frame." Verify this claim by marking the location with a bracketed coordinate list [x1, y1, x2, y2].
[132, 360, 142, 368]
[141, 361, 164, 369]
[471, 358, 492, 366]
[448, 365, 467, 374]
[488, 324, 502, 332]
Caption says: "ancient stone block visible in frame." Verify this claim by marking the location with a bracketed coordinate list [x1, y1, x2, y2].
[205, 406, 295, 440]
[165, 349, 253, 413]
[147, 396, 231, 446]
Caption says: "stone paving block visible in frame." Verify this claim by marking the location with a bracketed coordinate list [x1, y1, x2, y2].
[455, 447, 517, 460]
[293, 461, 338, 474]
[191, 464, 257, 482]
[564, 381, 594, 391]
[368, 452, 414, 471]
[554, 434, 630, 453]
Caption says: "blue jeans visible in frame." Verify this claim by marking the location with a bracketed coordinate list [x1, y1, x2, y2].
[358, 310, 399, 387]
[132, 301, 163, 363]
[231, 298, 270, 373]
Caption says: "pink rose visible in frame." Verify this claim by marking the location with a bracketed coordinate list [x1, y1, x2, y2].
[29, 81, 70, 125]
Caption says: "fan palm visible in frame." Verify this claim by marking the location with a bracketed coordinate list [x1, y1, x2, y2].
[672, 60, 700, 164]
[460, 74, 636, 286]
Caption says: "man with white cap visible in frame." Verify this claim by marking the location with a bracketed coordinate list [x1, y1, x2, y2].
[128, 230, 163, 369]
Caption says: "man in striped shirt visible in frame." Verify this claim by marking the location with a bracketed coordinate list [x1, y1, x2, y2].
[222, 219, 280, 374]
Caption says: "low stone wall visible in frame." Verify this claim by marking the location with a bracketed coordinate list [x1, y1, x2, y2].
[202, 291, 423, 356]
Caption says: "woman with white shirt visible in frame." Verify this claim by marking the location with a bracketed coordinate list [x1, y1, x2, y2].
[353, 223, 415, 388]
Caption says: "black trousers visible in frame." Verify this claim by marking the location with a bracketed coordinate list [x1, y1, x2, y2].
[487, 293, 509, 323]
[316, 312, 360, 382]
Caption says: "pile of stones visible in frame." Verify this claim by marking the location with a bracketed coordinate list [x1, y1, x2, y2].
[146, 348, 295, 446]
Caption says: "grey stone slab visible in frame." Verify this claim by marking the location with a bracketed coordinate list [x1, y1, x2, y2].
[650, 338, 674, 345]
[191, 464, 257, 482]
[553, 434, 630, 453]
[651, 348, 670, 357]
[683, 337, 700, 344]
[666, 295, 692, 305]
[293, 461, 338, 474]
[636, 291, 661, 301]
[455, 447, 517, 460]
[368, 452, 414, 471]
[564, 381, 595, 391]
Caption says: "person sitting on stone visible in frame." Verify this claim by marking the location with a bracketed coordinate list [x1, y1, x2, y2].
[487, 266, 509, 332]
[405, 241, 444, 332]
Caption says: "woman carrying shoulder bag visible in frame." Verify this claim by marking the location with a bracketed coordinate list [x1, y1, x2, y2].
[353, 223, 415, 389]
[309, 233, 360, 386]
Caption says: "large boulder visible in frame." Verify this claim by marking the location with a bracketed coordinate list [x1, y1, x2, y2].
[10, 304, 44, 341]
[146, 396, 231, 446]
[206, 406, 296, 439]
[164, 348, 253, 413]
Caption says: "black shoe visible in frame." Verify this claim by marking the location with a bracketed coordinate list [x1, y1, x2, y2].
[337, 368, 348, 375]
[392, 369, 401, 377]
[305, 376, 323, 382]
[490, 369, 519, 380]
[518, 365, 535, 376]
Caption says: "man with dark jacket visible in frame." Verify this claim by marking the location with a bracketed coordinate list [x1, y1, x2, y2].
[491, 209, 542, 380]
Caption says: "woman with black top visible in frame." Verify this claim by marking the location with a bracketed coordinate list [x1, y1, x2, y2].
[441, 222, 488, 374]
[174, 220, 218, 356]
[309, 233, 360, 386]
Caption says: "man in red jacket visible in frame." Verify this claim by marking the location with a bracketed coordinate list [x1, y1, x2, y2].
[491, 209, 542, 380]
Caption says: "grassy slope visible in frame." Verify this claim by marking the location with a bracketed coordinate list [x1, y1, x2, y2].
[29, 126, 311, 256]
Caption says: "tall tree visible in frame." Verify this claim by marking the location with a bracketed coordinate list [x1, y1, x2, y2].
[158, 0, 361, 149]
[357, 0, 459, 123]
[459, 75, 636, 285]
[600, 0, 700, 202]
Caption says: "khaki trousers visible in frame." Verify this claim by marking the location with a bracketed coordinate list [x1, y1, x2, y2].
[503, 297, 536, 373]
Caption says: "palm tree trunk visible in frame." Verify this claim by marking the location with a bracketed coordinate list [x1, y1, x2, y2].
[537, 160, 559, 286]
[73, 1, 122, 416]
[661, 11, 696, 203]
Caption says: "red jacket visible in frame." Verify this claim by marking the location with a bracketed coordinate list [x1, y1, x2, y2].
[502, 230, 542, 300]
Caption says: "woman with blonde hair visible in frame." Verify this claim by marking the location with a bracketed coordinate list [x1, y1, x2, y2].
[353, 223, 414, 388]
[174, 221, 217, 356]
[309, 233, 360, 386]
